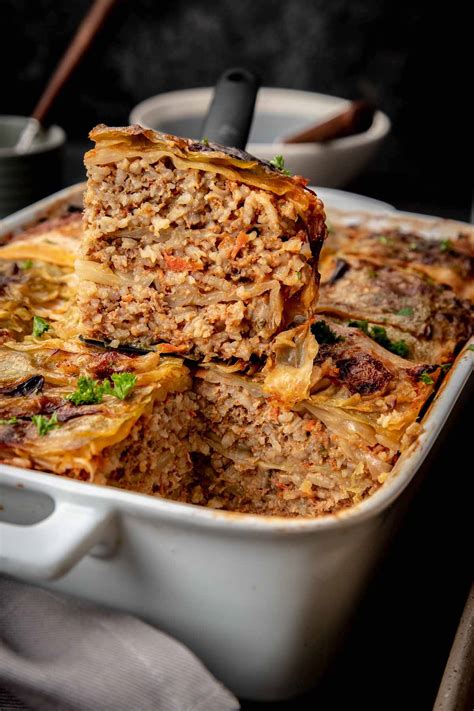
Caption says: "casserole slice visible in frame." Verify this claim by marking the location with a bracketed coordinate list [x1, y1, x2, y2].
[190, 317, 439, 516]
[323, 210, 474, 300]
[317, 255, 472, 363]
[78, 125, 326, 361]
[0, 339, 201, 499]
[0, 212, 82, 343]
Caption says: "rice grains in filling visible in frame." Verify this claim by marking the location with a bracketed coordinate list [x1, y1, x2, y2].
[80, 143, 322, 360]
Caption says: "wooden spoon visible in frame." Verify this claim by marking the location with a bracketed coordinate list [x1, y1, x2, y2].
[15, 0, 117, 153]
[282, 100, 375, 144]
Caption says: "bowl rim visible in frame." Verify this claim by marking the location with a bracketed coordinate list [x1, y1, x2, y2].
[0, 115, 66, 158]
[129, 86, 391, 154]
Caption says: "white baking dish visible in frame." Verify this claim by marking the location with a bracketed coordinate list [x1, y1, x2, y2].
[0, 186, 472, 701]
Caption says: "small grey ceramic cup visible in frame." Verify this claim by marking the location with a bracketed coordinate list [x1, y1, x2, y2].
[0, 115, 65, 218]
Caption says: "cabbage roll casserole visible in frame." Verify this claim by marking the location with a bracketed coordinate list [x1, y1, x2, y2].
[0, 127, 472, 517]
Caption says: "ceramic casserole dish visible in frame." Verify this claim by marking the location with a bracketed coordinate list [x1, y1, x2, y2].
[0, 184, 472, 701]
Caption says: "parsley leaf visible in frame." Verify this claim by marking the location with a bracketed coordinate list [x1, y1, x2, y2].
[270, 155, 291, 176]
[67, 376, 105, 405]
[396, 307, 414, 317]
[0, 416, 18, 425]
[311, 320, 344, 345]
[108, 372, 137, 400]
[419, 371, 434, 385]
[348, 321, 409, 358]
[439, 239, 453, 253]
[200, 137, 209, 146]
[440, 363, 452, 372]
[32, 316, 49, 338]
[348, 319, 369, 334]
[32, 412, 59, 436]
[376, 235, 392, 245]
[467, 344, 474, 352]
[67, 372, 137, 405]
[20, 259, 33, 269]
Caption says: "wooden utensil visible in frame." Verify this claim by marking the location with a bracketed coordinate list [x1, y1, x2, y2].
[282, 100, 375, 145]
[16, 0, 117, 153]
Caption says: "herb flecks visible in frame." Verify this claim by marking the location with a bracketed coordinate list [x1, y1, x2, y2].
[67, 372, 137, 406]
[419, 371, 434, 385]
[440, 239, 454, 253]
[376, 235, 393, 246]
[311, 320, 344, 345]
[32, 316, 49, 338]
[348, 319, 369, 334]
[348, 321, 409, 358]
[270, 155, 291, 176]
[67, 376, 105, 405]
[20, 259, 33, 269]
[200, 137, 209, 146]
[0, 416, 18, 425]
[32, 412, 59, 436]
[467, 344, 474, 352]
[396, 307, 414, 317]
[108, 373, 137, 400]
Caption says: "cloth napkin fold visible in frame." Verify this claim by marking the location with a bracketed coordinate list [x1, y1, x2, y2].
[0, 577, 239, 711]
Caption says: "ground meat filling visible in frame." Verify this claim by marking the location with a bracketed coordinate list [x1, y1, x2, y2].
[189, 375, 382, 516]
[80, 156, 319, 360]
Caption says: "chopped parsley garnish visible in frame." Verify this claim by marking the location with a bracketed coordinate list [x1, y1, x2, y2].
[296, 270, 302, 281]
[270, 154, 291, 176]
[67, 372, 137, 405]
[467, 344, 474, 352]
[439, 239, 454, 253]
[409, 241, 419, 251]
[107, 372, 137, 400]
[20, 259, 33, 269]
[32, 316, 49, 338]
[419, 371, 434, 385]
[200, 137, 209, 146]
[376, 235, 392, 245]
[367, 268, 378, 279]
[0, 416, 18, 425]
[32, 412, 59, 436]
[67, 376, 105, 405]
[348, 319, 369, 334]
[396, 306, 414, 317]
[440, 363, 452, 372]
[311, 320, 344, 344]
[348, 321, 409, 358]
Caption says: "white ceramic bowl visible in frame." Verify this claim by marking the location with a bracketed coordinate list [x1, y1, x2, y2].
[130, 87, 391, 188]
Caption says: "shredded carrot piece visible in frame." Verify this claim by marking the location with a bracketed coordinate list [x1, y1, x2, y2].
[157, 343, 187, 353]
[304, 419, 317, 432]
[230, 231, 250, 259]
[163, 253, 201, 271]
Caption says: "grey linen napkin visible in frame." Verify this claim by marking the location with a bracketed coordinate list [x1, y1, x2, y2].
[0, 577, 239, 711]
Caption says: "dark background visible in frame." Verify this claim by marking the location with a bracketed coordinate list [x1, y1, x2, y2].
[1, 0, 471, 218]
[1, 2, 472, 709]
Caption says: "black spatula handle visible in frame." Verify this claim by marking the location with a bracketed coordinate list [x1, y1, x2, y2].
[201, 68, 259, 149]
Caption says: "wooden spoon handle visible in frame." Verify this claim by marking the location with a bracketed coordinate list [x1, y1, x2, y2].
[283, 100, 375, 144]
[32, 0, 117, 124]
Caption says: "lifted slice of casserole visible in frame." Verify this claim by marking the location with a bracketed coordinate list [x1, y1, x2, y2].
[0, 340, 201, 499]
[79, 125, 326, 361]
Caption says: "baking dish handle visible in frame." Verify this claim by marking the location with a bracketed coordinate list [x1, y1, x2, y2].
[0, 501, 115, 581]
